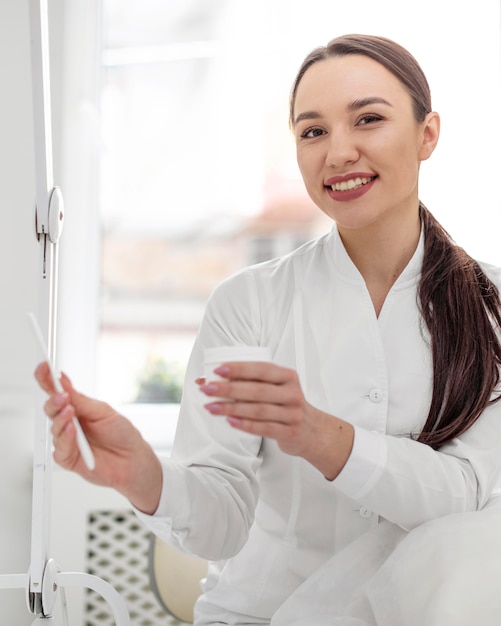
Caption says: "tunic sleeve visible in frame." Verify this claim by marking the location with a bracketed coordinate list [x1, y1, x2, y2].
[134, 269, 267, 560]
[333, 386, 501, 531]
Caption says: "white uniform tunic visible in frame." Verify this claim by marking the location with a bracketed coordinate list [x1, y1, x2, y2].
[136, 225, 501, 624]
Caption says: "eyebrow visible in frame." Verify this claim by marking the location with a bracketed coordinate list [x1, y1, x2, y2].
[347, 96, 392, 112]
[293, 96, 392, 126]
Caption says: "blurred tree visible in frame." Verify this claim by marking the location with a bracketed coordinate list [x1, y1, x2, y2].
[135, 357, 184, 403]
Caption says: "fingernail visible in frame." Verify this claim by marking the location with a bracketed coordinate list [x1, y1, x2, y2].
[200, 383, 218, 395]
[204, 402, 222, 413]
[60, 371, 71, 384]
[214, 365, 230, 376]
[54, 393, 67, 406]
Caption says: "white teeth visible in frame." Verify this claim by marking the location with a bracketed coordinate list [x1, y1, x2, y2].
[331, 176, 374, 192]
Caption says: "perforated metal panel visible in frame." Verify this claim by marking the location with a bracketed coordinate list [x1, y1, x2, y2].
[85, 510, 185, 626]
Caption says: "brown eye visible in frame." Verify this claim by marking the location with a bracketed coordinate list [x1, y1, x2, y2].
[301, 127, 325, 139]
[358, 114, 384, 126]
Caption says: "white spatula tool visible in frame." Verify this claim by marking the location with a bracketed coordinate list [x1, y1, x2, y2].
[28, 312, 96, 471]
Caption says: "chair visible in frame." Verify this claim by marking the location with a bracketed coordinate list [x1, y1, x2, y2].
[148, 534, 209, 624]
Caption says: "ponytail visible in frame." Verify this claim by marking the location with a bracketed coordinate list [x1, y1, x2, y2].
[417, 204, 501, 449]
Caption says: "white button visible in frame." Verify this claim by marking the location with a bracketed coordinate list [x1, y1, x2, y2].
[359, 507, 373, 519]
[369, 388, 383, 403]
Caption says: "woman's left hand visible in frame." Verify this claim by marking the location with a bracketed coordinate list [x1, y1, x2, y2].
[200, 361, 354, 480]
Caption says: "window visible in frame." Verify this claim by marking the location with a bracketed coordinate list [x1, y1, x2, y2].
[95, 0, 325, 405]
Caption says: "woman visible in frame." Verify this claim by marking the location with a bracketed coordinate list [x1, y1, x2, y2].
[36, 35, 501, 624]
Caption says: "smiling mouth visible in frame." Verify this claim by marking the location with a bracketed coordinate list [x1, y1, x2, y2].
[329, 176, 376, 192]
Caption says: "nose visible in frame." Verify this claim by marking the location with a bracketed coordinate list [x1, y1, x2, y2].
[325, 128, 359, 168]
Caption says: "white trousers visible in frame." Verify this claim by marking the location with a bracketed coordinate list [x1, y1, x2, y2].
[270, 494, 501, 626]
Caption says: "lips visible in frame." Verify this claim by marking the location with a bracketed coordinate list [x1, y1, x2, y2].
[325, 173, 378, 202]
[329, 176, 376, 192]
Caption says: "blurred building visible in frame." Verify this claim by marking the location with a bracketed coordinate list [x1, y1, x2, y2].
[100, 174, 328, 334]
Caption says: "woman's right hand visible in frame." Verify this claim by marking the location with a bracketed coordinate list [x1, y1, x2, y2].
[34, 362, 163, 515]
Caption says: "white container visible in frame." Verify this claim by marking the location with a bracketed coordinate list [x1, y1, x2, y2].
[203, 345, 272, 382]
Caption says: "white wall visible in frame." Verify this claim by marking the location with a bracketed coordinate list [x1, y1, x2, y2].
[0, 0, 101, 621]
[0, 0, 39, 621]
[0, 0, 63, 622]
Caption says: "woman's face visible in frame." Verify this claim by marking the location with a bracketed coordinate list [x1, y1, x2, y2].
[293, 54, 439, 234]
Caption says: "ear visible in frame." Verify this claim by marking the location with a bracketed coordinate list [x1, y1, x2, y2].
[418, 111, 440, 161]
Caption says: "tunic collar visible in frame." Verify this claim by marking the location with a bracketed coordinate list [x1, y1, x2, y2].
[328, 223, 425, 291]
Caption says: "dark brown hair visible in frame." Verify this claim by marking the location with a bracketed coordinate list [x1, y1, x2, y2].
[289, 34, 431, 127]
[417, 204, 501, 448]
[290, 34, 501, 449]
